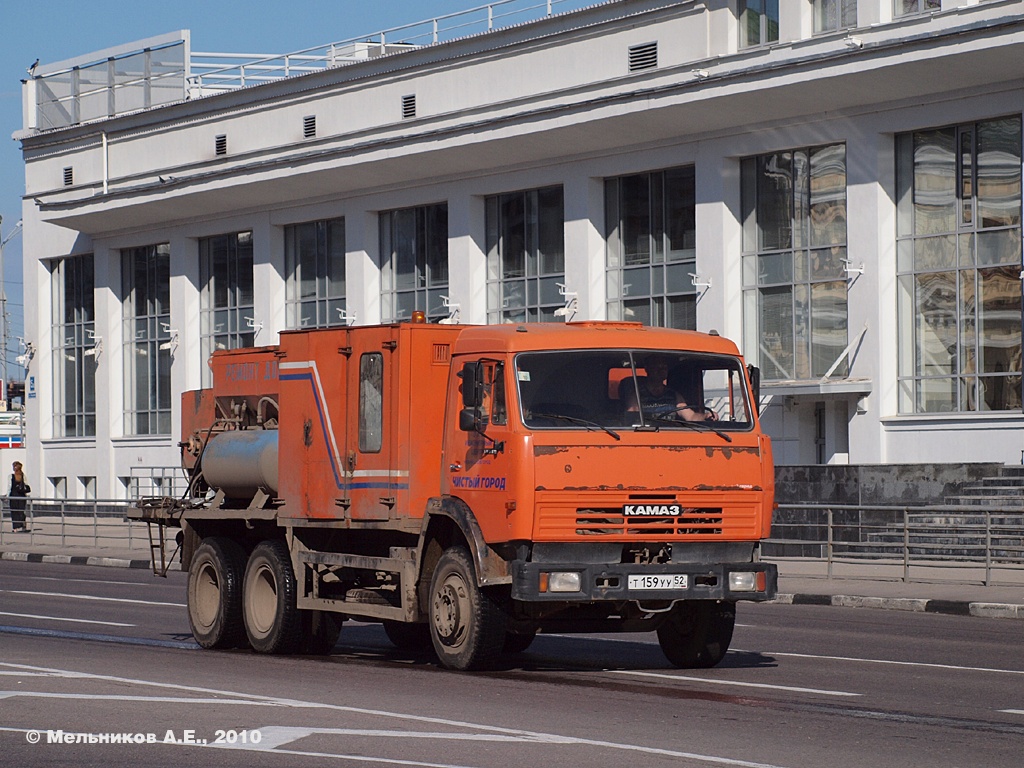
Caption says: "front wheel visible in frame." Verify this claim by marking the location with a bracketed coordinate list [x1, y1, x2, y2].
[428, 547, 507, 671]
[242, 540, 302, 654]
[299, 610, 344, 655]
[657, 600, 736, 668]
[502, 630, 537, 655]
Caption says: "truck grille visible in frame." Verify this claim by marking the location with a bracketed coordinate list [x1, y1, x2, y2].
[534, 492, 762, 541]
[575, 508, 723, 536]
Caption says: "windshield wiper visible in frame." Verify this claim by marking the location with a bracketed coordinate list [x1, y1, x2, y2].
[643, 412, 733, 443]
[531, 414, 621, 441]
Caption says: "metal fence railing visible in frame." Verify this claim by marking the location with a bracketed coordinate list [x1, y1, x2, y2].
[0, 497, 174, 556]
[5, 497, 1024, 587]
[765, 503, 1024, 586]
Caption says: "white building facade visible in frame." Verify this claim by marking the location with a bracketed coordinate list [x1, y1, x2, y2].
[15, 0, 1024, 499]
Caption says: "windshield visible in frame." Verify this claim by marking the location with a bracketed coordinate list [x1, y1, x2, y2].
[515, 349, 755, 432]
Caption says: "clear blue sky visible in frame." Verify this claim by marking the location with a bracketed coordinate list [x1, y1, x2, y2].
[0, 0, 594, 380]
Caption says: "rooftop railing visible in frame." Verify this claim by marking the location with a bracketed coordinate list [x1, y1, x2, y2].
[27, 0, 605, 131]
[189, 0, 600, 95]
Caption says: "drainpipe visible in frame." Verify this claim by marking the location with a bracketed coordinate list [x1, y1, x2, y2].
[102, 132, 108, 194]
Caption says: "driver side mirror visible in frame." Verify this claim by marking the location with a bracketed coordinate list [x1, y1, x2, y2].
[459, 407, 480, 432]
[747, 365, 761, 411]
[459, 362, 484, 408]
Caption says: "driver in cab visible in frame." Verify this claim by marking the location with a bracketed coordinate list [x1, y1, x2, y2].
[623, 355, 714, 422]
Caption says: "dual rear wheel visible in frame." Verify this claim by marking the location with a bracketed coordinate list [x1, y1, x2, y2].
[186, 537, 341, 655]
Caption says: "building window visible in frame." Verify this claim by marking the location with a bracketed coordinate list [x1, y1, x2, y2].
[380, 204, 449, 322]
[605, 166, 697, 329]
[741, 144, 849, 381]
[814, 0, 857, 33]
[486, 186, 564, 323]
[122, 244, 171, 435]
[896, 117, 1023, 413]
[739, 0, 779, 48]
[200, 231, 254, 385]
[50, 476, 67, 499]
[79, 476, 96, 500]
[50, 254, 96, 437]
[894, 0, 939, 18]
[285, 219, 346, 328]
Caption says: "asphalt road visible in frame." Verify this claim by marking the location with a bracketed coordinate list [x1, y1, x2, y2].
[0, 560, 1021, 767]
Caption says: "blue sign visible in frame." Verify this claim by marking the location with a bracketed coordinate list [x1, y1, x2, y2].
[28, 376, 35, 399]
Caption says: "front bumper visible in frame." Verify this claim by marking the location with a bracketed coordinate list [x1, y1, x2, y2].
[510, 560, 778, 602]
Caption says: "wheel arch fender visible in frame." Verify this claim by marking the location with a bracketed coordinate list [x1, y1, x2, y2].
[420, 496, 511, 590]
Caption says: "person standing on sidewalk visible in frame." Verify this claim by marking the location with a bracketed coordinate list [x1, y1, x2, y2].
[9, 461, 31, 532]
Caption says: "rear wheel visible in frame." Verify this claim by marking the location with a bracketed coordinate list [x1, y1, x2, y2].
[187, 537, 247, 649]
[383, 621, 433, 652]
[657, 600, 736, 668]
[243, 540, 302, 654]
[428, 546, 507, 671]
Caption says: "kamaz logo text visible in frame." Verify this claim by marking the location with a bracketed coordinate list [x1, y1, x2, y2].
[623, 503, 682, 516]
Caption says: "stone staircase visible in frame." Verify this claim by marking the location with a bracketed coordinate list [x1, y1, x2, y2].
[943, 465, 1024, 508]
[859, 466, 1024, 561]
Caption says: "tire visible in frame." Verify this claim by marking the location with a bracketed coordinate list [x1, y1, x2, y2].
[187, 537, 247, 649]
[657, 600, 736, 669]
[383, 620, 433, 652]
[299, 610, 344, 655]
[428, 546, 507, 671]
[502, 630, 537, 655]
[242, 540, 302, 654]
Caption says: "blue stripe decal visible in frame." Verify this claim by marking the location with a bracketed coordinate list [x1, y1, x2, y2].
[280, 371, 344, 488]
[280, 370, 407, 494]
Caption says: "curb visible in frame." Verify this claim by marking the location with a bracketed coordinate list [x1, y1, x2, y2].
[1, 550, 153, 570]
[772, 592, 1024, 620]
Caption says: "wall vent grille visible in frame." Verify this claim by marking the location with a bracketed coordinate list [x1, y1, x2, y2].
[215, 134, 227, 156]
[628, 42, 658, 72]
[401, 94, 416, 120]
[303, 115, 316, 138]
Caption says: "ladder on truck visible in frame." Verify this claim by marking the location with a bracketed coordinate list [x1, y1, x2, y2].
[129, 497, 183, 578]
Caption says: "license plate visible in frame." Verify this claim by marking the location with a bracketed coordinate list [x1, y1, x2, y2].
[628, 574, 688, 590]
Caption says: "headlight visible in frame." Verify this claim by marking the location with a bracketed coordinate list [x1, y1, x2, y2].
[541, 571, 582, 593]
[729, 571, 763, 592]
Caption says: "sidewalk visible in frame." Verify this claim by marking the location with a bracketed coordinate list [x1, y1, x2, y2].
[2, 518, 1022, 620]
[773, 558, 1024, 619]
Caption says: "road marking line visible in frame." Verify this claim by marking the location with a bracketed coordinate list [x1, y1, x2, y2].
[0, 692, 281, 706]
[0, 625, 198, 649]
[0, 611, 133, 627]
[0, 589, 185, 607]
[0, 662, 796, 768]
[999, 709, 1024, 715]
[735, 649, 1024, 677]
[224, 726, 575, 749]
[611, 669, 861, 697]
[0, 574, 159, 587]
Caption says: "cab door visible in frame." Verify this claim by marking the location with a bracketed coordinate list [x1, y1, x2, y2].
[444, 358, 515, 541]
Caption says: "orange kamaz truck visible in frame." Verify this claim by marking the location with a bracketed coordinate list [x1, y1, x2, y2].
[133, 319, 777, 670]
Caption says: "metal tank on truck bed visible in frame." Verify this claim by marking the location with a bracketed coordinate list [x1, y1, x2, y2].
[132, 319, 777, 671]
